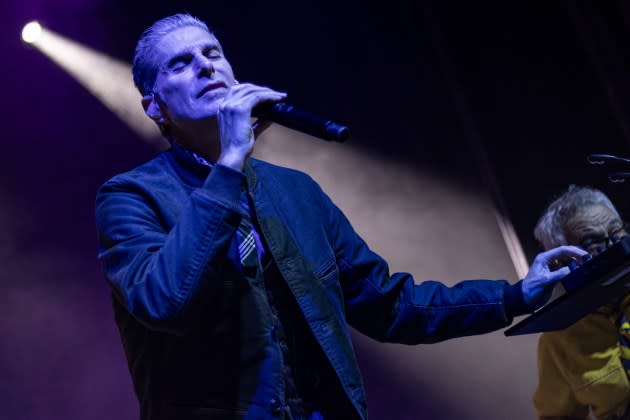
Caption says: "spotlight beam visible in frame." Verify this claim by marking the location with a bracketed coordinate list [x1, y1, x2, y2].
[22, 22, 166, 148]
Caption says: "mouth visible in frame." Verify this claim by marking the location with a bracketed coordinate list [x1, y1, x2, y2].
[197, 81, 227, 98]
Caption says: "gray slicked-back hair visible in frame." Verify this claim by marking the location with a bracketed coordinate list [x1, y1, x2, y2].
[132, 13, 211, 95]
[534, 185, 620, 250]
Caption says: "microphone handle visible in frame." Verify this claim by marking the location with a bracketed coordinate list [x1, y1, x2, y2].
[253, 102, 350, 142]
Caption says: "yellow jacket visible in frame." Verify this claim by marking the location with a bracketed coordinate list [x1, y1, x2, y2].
[533, 310, 630, 419]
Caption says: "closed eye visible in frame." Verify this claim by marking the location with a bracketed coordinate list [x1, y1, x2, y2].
[580, 237, 601, 250]
[167, 53, 193, 71]
[203, 46, 222, 59]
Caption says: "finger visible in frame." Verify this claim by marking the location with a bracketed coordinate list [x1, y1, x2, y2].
[221, 83, 287, 116]
[220, 91, 286, 115]
[227, 83, 287, 100]
[231, 82, 286, 94]
[541, 245, 588, 262]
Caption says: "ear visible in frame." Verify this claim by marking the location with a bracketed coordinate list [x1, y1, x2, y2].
[142, 93, 164, 123]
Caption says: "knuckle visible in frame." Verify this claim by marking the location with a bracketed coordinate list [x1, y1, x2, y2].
[219, 101, 237, 114]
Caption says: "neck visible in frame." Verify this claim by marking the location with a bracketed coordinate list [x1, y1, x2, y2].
[171, 119, 221, 163]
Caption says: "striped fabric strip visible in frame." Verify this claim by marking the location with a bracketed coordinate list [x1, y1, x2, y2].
[618, 313, 630, 371]
[237, 192, 258, 271]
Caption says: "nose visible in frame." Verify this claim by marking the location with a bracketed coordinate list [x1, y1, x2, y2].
[195, 54, 214, 77]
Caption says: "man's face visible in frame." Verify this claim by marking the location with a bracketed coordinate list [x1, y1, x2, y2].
[565, 204, 626, 254]
[145, 25, 236, 132]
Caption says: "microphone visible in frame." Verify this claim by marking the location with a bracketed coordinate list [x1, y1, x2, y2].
[252, 102, 350, 142]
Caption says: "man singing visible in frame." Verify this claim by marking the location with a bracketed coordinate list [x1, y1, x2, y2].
[95, 13, 585, 419]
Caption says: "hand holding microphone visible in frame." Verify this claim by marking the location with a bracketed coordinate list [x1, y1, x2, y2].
[217, 82, 350, 170]
[253, 102, 350, 142]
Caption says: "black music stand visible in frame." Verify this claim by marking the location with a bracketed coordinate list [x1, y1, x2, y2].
[505, 236, 630, 336]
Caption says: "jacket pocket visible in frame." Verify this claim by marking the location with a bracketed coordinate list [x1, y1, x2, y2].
[314, 258, 339, 287]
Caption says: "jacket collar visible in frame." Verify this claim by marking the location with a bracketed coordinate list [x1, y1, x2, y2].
[165, 141, 211, 185]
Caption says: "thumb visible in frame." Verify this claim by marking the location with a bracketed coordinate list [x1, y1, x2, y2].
[547, 266, 570, 283]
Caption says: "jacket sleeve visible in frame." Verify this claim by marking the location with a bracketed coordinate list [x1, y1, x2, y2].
[95, 164, 245, 333]
[318, 183, 526, 344]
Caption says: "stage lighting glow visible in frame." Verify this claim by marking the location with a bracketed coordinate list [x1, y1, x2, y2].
[22, 21, 42, 44]
[24, 25, 165, 147]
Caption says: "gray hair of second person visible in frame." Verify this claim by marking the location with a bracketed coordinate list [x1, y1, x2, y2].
[534, 185, 620, 250]
[132, 13, 212, 96]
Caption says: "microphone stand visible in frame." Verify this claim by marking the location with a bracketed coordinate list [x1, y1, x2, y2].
[588, 153, 630, 183]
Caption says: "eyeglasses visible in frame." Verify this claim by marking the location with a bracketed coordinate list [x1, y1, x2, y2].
[579, 223, 629, 254]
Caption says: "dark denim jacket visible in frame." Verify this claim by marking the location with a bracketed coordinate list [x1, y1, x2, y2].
[95, 144, 527, 419]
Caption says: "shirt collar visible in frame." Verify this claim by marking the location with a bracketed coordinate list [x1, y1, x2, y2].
[169, 140, 213, 168]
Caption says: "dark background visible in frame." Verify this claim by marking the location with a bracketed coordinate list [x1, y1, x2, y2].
[102, 0, 630, 257]
[3, 1, 630, 418]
